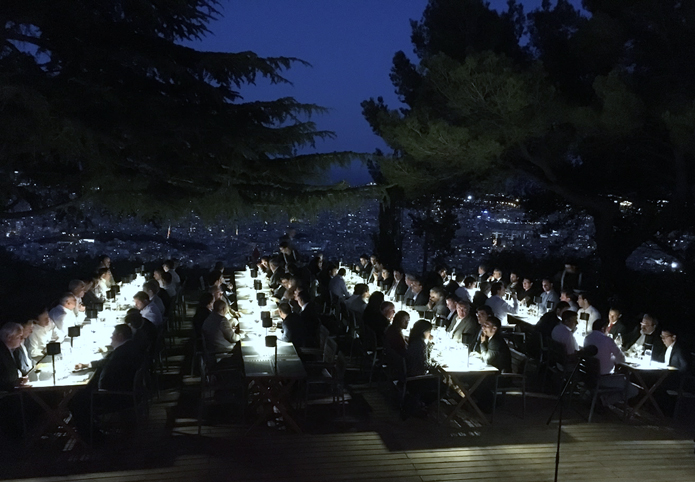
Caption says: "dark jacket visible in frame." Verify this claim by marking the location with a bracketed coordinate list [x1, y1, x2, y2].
[624, 328, 666, 362]
[96, 340, 143, 391]
[280, 312, 305, 348]
[481, 334, 512, 373]
[667, 343, 691, 373]
[0, 342, 19, 391]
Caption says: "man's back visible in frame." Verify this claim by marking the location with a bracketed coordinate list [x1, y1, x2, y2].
[98, 340, 142, 391]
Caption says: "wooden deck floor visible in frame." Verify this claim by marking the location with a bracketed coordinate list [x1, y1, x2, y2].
[4, 314, 695, 482]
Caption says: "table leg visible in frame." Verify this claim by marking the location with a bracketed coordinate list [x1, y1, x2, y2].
[24, 388, 82, 446]
[630, 370, 669, 418]
[444, 372, 492, 425]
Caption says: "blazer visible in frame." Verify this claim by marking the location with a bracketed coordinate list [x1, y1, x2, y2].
[96, 340, 143, 391]
[481, 334, 512, 373]
[281, 312, 305, 348]
[0, 342, 19, 391]
[667, 343, 691, 373]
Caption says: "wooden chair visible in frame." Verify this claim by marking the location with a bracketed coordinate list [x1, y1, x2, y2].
[197, 346, 245, 436]
[573, 354, 628, 422]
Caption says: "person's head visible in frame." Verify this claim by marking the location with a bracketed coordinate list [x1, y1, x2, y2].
[198, 292, 214, 311]
[60, 293, 77, 310]
[210, 285, 223, 300]
[660, 327, 677, 348]
[561, 310, 578, 331]
[640, 314, 658, 335]
[279, 274, 292, 289]
[381, 267, 391, 280]
[259, 257, 269, 268]
[464, 276, 477, 288]
[353, 283, 370, 301]
[577, 292, 593, 309]
[542, 279, 553, 293]
[133, 291, 150, 310]
[393, 268, 403, 281]
[411, 278, 423, 294]
[429, 287, 444, 304]
[608, 308, 622, 324]
[163, 260, 175, 272]
[32, 308, 51, 328]
[161, 271, 173, 287]
[0, 322, 24, 350]
[490, 282, 504, 297]
[213, 299, 228, 316]
[477, 305, 493, 324]
[456, 300, 471, 318]
[509, 272, 519, 284]
[18, 319, 33, 340]
[393, 311, 410, 330]
[269, 258, 280, 272]
[370, 254, 378, 266]
[381, 301, 396, 321]
[111, 324, 133, 349]
[367, 291, 385, 310]
[492, 268, 502, 280]
[97, 267, 110, 280]
[410, 319, 432, 341]
[522, 278, 533, 291]
[338, 267, 346, 277]
[483, 317, 502, 338]
[555, 301, 570, 316]
[278, 303, 292, 320]
[405, 274, 415, 287]
[279, 241, 292, 255]
[143, 279, 160, 298]
[296, 290, 311, 308]
[564, 263, 577, 273]
[153, 268, 164, 281]
[99, 255, 111, 268]
[592, 318, 609, 333]
[359, 254, 369, 266]
[437, 266, 448, 280]
[561, 290, 578, 304]
[125, 310, 144, 331]
[478, 264, 487, 275]
[69, 279, 87, 298]
[445, 295, 458, 313]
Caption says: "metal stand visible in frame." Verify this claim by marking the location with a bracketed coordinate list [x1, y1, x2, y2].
[546, 360, 582, 482]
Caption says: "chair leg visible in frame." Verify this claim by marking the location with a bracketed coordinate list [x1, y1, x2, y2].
[588, 391, 599, 423]
[522, 379, 526, 419]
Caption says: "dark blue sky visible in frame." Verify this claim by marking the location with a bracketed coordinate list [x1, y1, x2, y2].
[189, 1, 577, 184]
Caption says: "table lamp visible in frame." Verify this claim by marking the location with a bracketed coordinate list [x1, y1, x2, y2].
[85, 308, 98, 320]
[265, 335, 278, 374]
[254, 280, 262, 290]
[106, 289, 116, 300]
[262, 315, 272, 338]
[68, 325, 81, 348]
[250, 268, 259, 278]
[406, 298, 414, 307]
[46, 342, 61, 385]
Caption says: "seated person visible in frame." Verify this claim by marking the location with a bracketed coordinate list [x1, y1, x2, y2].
[49, 293, 78, 338]
[92, 268, 111, 302]
[70, 324, 144, 440]
[202, 300, 240, 355]
[386, 268, 407, 298]
[409, 278, 429, 309]
[406, 319, 433, 377]
[0, 323, 26, 391]
[448, 300, 478, 345]
[606, 306, 628, 340]
[584, 319, 639, 406]
[69, 279, 88, 316]
[661, 327, 690, 373]
[97, 255, 115, 289]
[443, 294, 458, 327]
[297, 290, 320, 347]
[535, 301, 570, 340]
[160, 271, 176, 298]
[125, 310, 157, 354]
[380, 266, 394, 292]
[623, 313, 666, 362]
[384, 311, 410, 359]
[25, 307, 58, 359]
[14, 320, 35, 376]
[485, 282, 518, 325]
[346, 283, 370, 316]
[539, 279, 560, 314]
[133, 291, 163, 329]
[480, 317, 512, 372]
[329, 267, 350, 300]
[472, 305, 494, 352]
[486, 268, 504, 286]
[507, 272, 522, 297]
[191, 292, 214, 338]
[278, 302, 305, 348]
[551, 310, 580, 356]
[425, 287, 449, 318]
[163, 260, 180, 289]
[455, 276, 476, 304]
[577, 292, 601, 330]
[472, 282, 491, 310]
[364, 300, 394, 347]
[560, 289, 579, 311]
[518, 278, 538, 306]
[143, 279, 167, 317]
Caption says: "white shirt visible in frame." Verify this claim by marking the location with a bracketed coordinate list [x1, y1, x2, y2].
[26, 321, 58, 358]
[665, 344, 674, 365]
[141, 302, 163, 328]
[577, 305, 601, 332]
[49, 305, 78, 335]
[584, 330, 624, 375]
[539, 290, 560, 314]
[485, 295, 518, 325]
[552, 323, 579, 355]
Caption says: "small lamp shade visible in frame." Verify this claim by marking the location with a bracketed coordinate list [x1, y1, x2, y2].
[254, 279, 262, 290]
[580, 312, 590, 321]
[113, 285, 121, 294]
[258, 298, 267, 307]
[256, 292, 265, 301]
[106, 290, 116, 300]
[68, 326, 81, 338]
[85, 308, 98, 320]
[265, 335, 277, 348]
[94, 302, 104, 311]
[533, 296, 542, 304]
[547, 301, 555, 310]
[424, 310, 435, 321]
[262, 318, 273, 328]
[261, 311, 271, 321]
[395, 294, 404, 303]
[250, 268, 259, 278]
[405, 298, 414, 307]
[46, 342, 61, 356]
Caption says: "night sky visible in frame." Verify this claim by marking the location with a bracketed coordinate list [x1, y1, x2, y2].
[188, 1, 581, 184]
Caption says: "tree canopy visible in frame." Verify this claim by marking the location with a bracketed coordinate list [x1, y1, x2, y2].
[1, 0, 371, 222]
[362, 0, 695, 288]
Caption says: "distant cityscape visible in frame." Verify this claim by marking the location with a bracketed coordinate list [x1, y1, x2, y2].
[0, 196, 681, 275]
